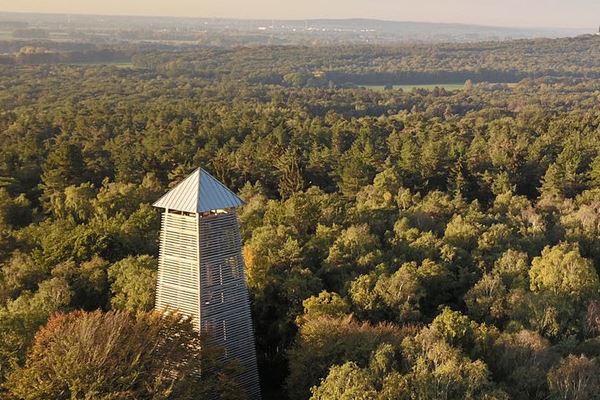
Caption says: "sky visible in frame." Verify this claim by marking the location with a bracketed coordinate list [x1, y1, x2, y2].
[0, 0, 599, 29]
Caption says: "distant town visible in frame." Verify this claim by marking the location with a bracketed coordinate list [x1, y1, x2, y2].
[0, 12, 594, 47]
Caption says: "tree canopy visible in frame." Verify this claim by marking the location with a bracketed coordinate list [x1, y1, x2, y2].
[2, 34, 600, 399]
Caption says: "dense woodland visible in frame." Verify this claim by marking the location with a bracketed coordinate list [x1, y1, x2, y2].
[2, 35, 600, 399]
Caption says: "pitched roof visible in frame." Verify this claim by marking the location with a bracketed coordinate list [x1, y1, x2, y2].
[153, 168, 244, 213]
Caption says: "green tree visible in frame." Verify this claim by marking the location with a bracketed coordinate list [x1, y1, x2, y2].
[310, 362, 377, 400]
[0, 278, 72, 385]
[465, 274, 508, 323]
[108, 255, 157, 313]
[401, 325, 503, 400]
[52, 257, 109, 310]
[373, 262, 424, 323]
[40, 141, 86, 205]
[529, 244, 599, 300]
[0, 252, 49, 302]
[338, 143, 377, 197]
[53, 183, 96, 222]
[322, 224, 381, 292]
[589, 155, 600, 189]
[297, 291, 350, 326]
[287, 316, 412, 400]
[0, 189, 31, 228]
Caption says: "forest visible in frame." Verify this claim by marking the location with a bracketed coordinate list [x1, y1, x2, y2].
[1, 34, 600, 399]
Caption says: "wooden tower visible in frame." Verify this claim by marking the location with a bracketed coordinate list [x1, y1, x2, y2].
[153, 168, 261, 399]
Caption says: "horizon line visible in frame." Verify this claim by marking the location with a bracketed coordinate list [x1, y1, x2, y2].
[0, 10, 593, 32]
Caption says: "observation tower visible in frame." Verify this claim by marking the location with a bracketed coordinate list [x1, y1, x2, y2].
[153, 168, 261, 399]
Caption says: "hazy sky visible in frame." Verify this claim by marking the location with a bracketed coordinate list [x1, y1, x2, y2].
[1, 0, 599, 29]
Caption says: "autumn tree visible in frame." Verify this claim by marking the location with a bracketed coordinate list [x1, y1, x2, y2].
[547, 355, 600, 400]
[4, 310, 243, 400]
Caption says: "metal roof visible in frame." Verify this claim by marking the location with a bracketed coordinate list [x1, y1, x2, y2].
[153, 168, 244, 213]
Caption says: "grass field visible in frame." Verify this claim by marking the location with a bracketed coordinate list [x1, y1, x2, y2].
[361, 83, 466, 91]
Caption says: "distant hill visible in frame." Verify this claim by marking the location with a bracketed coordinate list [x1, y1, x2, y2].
[0, 12, 592, 44]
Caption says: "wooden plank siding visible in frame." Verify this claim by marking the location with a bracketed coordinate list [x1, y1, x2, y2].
[156, 209, 261, 400]
[156, 211, 201, 326]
